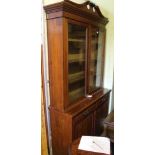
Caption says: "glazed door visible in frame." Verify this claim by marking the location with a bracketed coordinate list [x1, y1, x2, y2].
[68, 21, 88, 104]
[67, 22, 106, 105]
[87, 26, 106, 94]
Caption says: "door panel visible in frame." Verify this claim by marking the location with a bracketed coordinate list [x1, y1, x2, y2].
[73, 113, 94, 140]
[68, 22, 87, 104]
[73, 105, 95, 140]
[88, 26, 105, 93]
[95, 101, 109, 136]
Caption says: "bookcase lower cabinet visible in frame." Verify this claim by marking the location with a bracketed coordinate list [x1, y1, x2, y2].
[50, 92, 110, 155]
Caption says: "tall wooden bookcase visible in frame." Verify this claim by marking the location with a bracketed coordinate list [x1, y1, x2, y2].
[44, 1, 110, 155]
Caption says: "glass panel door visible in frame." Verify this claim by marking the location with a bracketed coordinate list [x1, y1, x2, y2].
[88, 27, 104, 93]
[68, 23, 87, 103]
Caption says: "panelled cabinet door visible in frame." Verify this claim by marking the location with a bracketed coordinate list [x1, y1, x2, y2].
[95, 100, 109, 136]
[88, 26, 105, 94]
[68, 20, 88, 104]
[73, 109, 94, 140]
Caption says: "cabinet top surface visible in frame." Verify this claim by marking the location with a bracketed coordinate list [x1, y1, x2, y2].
[65, 88, 111, 116]
[44, 0, 108, 25]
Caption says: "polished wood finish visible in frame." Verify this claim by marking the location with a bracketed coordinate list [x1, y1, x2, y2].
[51, 108, 72, 155]
[47, 17, 67, 111]
[50, 91, 111, 155]
[73, 105, 95, 139]
[44, 0, 108, 25]
[95, 100, 109, 136]
[44, 1, 109, 155]
[51, 91, 110, 155]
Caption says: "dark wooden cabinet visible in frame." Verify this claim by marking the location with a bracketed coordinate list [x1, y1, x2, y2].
[95, 98, 109, 136]
[44, 1, 110, 155]
[73, 110, 94, 139]
[50, 94, 110, 155]
[73, 103, 96, 140]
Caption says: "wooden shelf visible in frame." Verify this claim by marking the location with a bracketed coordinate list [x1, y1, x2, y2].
[69, 38, 85, 42]
[69, 71, 84, 83]
[70, 33, 86, 38]
[69, 87, 85, 101]
[68, 53, 85, 63]
[69, 75, 84, 84]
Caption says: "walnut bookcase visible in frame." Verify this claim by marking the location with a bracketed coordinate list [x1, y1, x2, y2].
[44, 1, 110, 155]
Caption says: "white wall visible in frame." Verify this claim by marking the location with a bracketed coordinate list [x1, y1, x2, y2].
[43, 0, 114, 111]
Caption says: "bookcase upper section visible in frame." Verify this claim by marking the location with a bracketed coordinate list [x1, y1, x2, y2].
[44, 0, 108, 25]
[44, 0, 109, 111]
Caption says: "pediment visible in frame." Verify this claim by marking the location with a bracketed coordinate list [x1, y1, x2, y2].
[44, 0, 108, 25]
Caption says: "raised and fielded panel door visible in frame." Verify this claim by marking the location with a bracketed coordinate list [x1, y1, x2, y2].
[73, 111, 94, 140]
[95, 100, 109, 136]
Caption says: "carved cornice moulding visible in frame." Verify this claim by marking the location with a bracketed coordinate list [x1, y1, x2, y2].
[44, 0, 108, 25]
